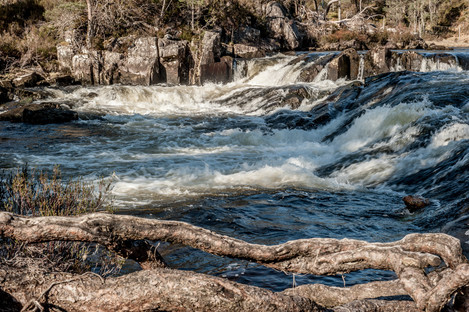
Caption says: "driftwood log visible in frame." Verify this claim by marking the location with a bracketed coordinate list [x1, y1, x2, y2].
[0, 211, 468, 311]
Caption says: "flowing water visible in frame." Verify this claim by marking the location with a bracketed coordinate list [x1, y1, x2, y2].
[1, 50, 469, 291]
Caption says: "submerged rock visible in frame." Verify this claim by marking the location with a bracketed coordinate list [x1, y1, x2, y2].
[403, 195, 430, 212]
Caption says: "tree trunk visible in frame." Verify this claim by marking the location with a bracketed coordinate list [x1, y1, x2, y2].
[0, 212, 468, 311]
[85, 0, 95, 48]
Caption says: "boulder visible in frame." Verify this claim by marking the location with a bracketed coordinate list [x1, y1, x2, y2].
[0, 102, 78, 124]
[0, 86, 10, 104]
[72, 54, 94, 85]
[23, 106, 78, 124]
[427, 43, 452, 51]
[234, 27, 261, 44]
[404, 37, 428, 50]
[327, 49, 360, 81]
[120, 37, 160, 85]
[200, 31, 221, 65]
[399, 51, 424, 71]
[233, 44, 265, 59]
[158, 38, 190, 84]
[403, 195, 430, 212]
[102, 51, 123, 85]
[363, 47, 392, 77]
[57, 43, 74, 72]
[265, 2, 301, 50]
[12, 72, 44, 88]
[46, 73, 77, 87]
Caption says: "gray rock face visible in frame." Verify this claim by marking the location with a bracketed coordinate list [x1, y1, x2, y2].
[102, 51, 123, 85]
[327, 49, 360, 81]
[265, 2, 301, 50]
[72, 54, 94, 85]
[197, 31, 232, 84]
[200, 57, 233, 84]
[120, 37, 160, 85]
[234, 27, 261, 44]
[364, 47, 392, 77]
[200, 31, 221, 65]
[158, 38, 190, 84]
[57, 43, 74, 72]
[233, 44, 266, 59]
[62, 37, 191, 85]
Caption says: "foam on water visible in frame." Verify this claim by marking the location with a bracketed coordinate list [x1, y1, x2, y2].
[420, 57, 463, 72]
[9, 53, 469, 208]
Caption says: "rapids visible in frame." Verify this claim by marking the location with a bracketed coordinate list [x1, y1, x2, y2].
[1, 50, 468, 291]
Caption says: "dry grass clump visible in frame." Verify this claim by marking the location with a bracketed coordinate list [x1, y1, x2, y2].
[0, 165, 122, 277]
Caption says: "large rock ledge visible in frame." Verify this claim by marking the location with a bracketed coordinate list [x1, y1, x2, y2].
[58, 32, 233, 87]
[0, 101, 78, 124]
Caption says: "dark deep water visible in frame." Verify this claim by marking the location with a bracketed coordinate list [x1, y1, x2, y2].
[1, 50, 468, 291]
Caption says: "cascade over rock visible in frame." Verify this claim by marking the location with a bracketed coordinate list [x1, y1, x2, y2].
[296, 53, 337, 82]
[399, 51, 424, 71]
[57, 38, 464, 87]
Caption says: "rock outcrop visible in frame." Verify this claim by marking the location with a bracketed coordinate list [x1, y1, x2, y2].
[60, 37, 191, 86]
[327, 48, 360, 81]
[196, 31, 233, 84]
[158, 38, 190, 85]
[363, 47, 393, 77]
[264, 2, 301, 50]
[0, 102, 78, 124]
[120, 37, 160, 85]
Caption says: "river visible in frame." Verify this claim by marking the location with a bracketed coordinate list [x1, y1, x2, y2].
[1, 50, 468, 291]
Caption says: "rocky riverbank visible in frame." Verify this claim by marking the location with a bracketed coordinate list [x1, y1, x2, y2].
[1, 44, 465, 124]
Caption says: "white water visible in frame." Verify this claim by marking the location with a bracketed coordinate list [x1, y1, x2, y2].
[420, 57, 463, 72]
[23, 53, 469, 207]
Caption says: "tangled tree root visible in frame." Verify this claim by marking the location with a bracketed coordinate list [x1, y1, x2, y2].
[0, 212, 468, 311]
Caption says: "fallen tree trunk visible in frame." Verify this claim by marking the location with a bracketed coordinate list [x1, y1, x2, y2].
[1, 266, 323, 312]
[0, 212, 468, 311]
